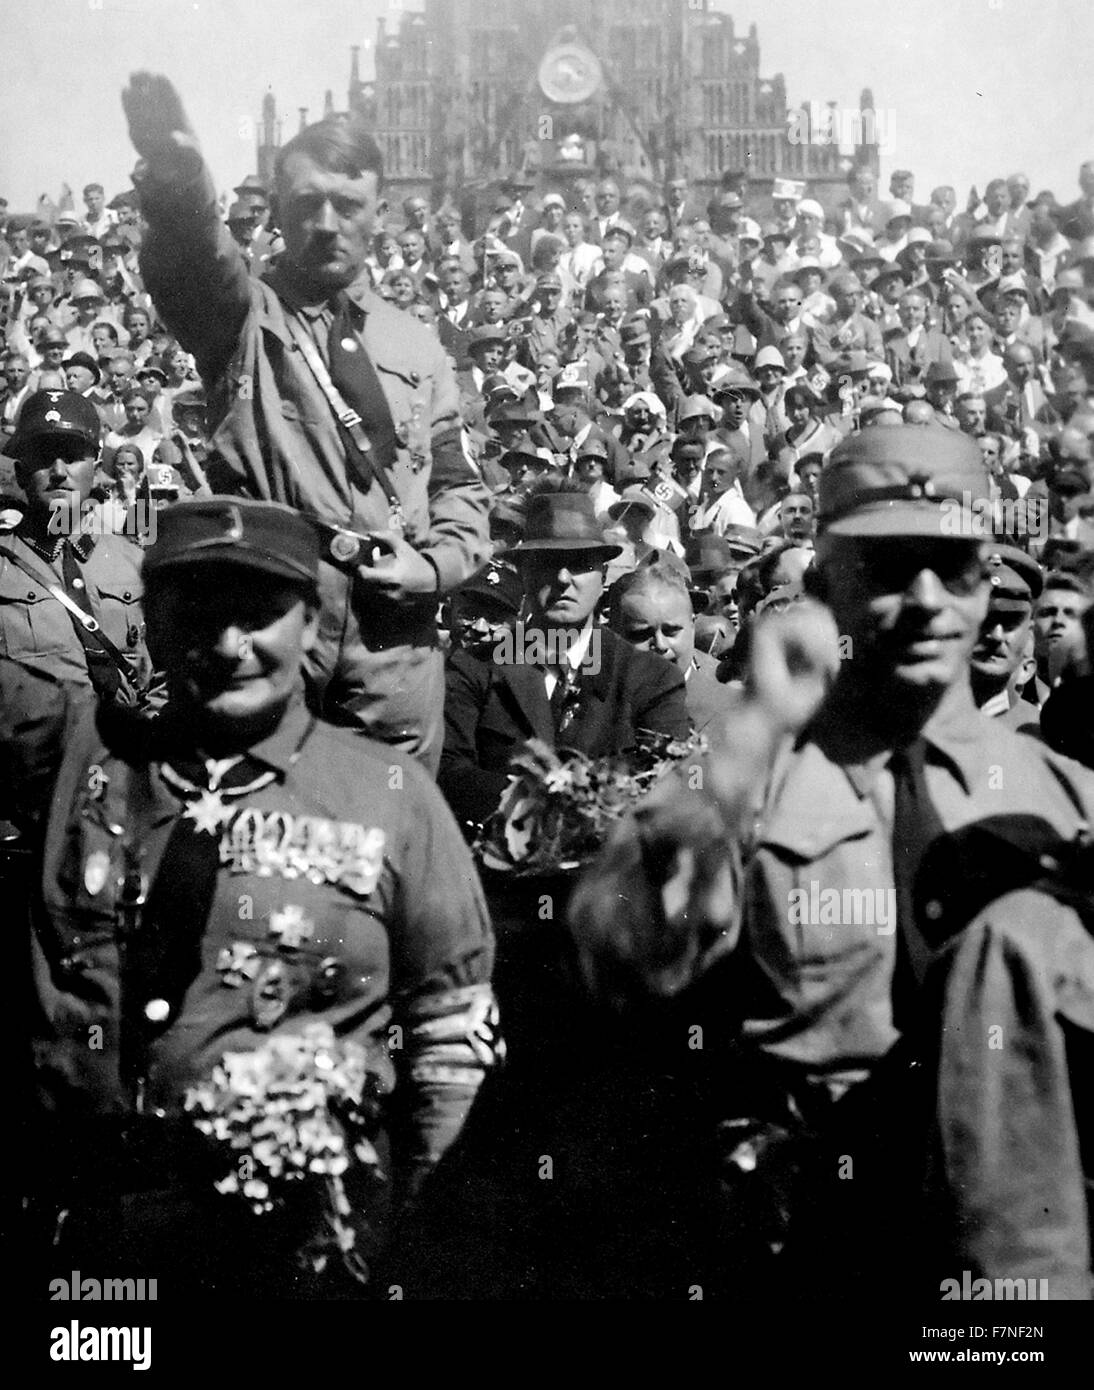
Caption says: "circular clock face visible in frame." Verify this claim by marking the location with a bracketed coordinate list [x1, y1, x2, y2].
[538, 43, 603, 105]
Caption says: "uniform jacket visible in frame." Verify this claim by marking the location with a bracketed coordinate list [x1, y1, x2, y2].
[919, 882, 1094, 1296]
[137, 166, 489, 601]
[32, 695, 498, 1173]
[135, 155, 490, 765]
[573, 684, 1094, 1090]
[439, 626, 690, 829]
[518, 307, 572, 363]
[0, 527, 146, 688]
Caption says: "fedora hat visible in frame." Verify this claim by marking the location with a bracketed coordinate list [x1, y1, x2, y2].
[510, 491, 622, 558]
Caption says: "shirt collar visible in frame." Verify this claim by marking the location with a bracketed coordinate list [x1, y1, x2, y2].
[808, 682, 983, 798]
[563, 619, 595, 674]
[19, 524, 96, 565]
[265, 265, 379, 320]
[978, 689, 1011, 719]
[243, 692, 318, 774]
[154, 687, 316, 776]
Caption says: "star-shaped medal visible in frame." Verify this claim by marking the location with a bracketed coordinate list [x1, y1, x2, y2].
[183, 788, 232, 835]
[269, 903, 315, 951]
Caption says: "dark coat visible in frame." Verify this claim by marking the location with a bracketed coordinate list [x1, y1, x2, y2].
[983, 378, 1058, 437]
[884, 327, 953, 389]
[439, 625, 690, 828]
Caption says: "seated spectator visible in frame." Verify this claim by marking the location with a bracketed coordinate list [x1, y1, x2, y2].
[609, 558, 735, 733]
[438, 482, 689, 829]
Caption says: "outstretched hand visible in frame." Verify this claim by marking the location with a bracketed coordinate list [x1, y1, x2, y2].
[745, 597, 841, 736]
[122, 71, 197, 160]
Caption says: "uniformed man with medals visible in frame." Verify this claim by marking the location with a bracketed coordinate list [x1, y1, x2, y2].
[24, 498, 500, 1295]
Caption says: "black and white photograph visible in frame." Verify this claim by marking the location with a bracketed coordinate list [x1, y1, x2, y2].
[3, 0, 1093, 1358]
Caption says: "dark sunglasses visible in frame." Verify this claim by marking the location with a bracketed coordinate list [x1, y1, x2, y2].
[851, 541, 987, 597]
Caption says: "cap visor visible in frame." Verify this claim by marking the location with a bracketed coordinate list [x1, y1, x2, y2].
[146, 547, 316, 585]
[7, 422, 94, 457]
[511, 539, 622, 558]
[821, 501, 994, 539]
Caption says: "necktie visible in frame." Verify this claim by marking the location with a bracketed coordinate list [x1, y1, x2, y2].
[326, 292, 399, 481]
[889, 737, 947, 1028]
[121, 752, 277, 1095]
[549, 665, 580, 738]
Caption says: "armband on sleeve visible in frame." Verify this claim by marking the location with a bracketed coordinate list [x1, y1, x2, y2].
[403, 981, 505, 1089]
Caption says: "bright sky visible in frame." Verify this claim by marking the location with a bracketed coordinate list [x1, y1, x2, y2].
[1, 0, 1091, 212]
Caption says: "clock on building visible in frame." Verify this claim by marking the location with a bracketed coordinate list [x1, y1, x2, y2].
[538, 41, 603, 105]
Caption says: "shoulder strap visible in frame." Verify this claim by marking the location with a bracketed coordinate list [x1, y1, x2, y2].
[0, 542, 136, 680]
[282, 309, 405, 535]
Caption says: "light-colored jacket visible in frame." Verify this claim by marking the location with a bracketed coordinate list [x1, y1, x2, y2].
[137, 162, 488, 598]
[135, 154, 491, 765]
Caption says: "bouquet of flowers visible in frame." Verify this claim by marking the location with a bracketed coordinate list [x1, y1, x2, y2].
[183, 1022, 387, 1285]
[474, 730, 706, 877]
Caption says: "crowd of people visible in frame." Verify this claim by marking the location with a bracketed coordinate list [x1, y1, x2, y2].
[2, 69, 1094, 1301]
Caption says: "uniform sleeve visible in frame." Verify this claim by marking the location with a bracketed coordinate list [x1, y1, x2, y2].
[420, 337, 492, 593]
[0, 661, 88, 835]
[135, 149, 253, 386]
[39, 705, 115, 933]
[920, 892, 1094, 1298]
[386, 758, 500, 1192]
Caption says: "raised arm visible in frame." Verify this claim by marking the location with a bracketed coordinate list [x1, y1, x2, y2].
[122, 72, 252, 384]
[568, 601, 842, 1007]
